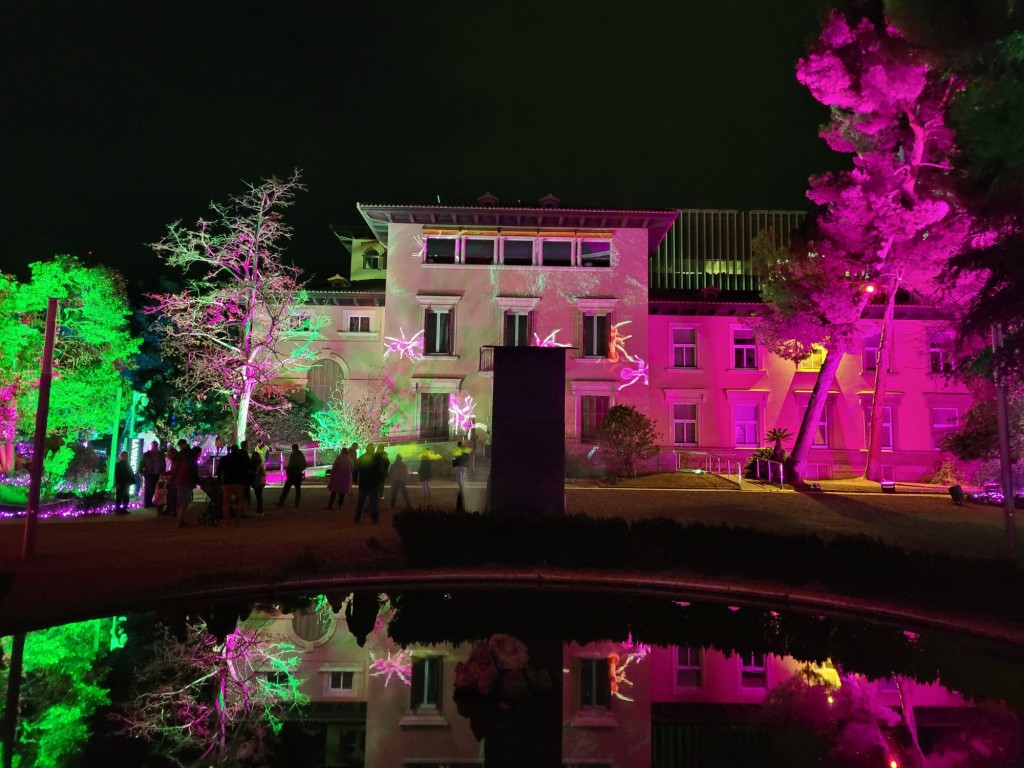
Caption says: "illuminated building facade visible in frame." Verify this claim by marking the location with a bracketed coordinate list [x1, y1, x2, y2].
[293, 201, 971, 482]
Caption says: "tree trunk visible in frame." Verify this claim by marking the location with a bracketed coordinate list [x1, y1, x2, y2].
[786, 339, 846, 486]
[865, 278, 899, 482]
[235, 383, 253, 446]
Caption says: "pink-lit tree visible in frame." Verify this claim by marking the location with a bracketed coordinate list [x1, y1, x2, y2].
[771, 9, 974, 483]
[117, 618, 306, 766]
[147, 173, 327, 445]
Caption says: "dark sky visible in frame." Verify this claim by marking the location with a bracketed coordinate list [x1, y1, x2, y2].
[1, 0, 838, 283]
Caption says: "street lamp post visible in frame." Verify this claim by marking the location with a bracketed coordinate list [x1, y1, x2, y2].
[992, 323, 1018, 560]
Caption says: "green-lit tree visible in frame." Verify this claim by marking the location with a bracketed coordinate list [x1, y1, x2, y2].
[1, 618, 123, 768]
[310, 380, 397, 450]
[0, 256, 138, 476]
[147, 172, 328, 445]
[596, 405, 660, 477]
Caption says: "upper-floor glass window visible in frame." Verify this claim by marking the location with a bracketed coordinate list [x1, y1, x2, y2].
[410, 655, 443, 712]
[503, 311, 531, 347]
[502, 239, 534, 266]
[863, 334, 880, 372]
[797, 345, 827, 372]
[732, 329, 757, 369]
[740, 652, 767, 688]
[582, 313, 609, 358]
[464, 238, 495, 265]
[580, 240, 611, 267]
[541, 240, 573, 267]
[362, 250, 384, 270]
[348, 315, 371, 333]
[425, 238, 457, 264]
[671, 327, 697, 368]
[579, 657, 611, 709]
[930, 334, 953, 373]
[675, 646, 702, 689]
[424, 308, 453, 355]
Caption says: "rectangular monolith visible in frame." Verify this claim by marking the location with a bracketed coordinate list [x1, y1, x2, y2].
[489, 346, 566, 514]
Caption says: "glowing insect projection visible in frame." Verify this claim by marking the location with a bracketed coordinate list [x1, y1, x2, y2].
[609, 635, 652, 702]
[608, 320, 633, 363]
[383, 328, 424, 361]
[369, 650, 413, 686]
[618, 356, 649, 391]
[448, 393, 488, 435]
[532, 329, 571, 348]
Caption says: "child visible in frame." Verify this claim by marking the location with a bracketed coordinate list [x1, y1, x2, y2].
[152, 475, 169, 516]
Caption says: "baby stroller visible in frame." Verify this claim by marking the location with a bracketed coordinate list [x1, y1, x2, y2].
[198, 476, 223, 526]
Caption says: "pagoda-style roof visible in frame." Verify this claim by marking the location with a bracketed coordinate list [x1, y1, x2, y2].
[356, 203, 679, 253]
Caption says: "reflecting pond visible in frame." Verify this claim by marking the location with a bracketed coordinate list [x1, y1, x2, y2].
[3, 588, 1022, 767]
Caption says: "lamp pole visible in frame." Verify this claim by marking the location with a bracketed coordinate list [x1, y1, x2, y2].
[22, 297, 57, 560]
[992, 324, 1018, 560]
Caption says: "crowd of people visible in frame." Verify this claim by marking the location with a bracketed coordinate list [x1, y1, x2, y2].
[118, 437, 474, 527]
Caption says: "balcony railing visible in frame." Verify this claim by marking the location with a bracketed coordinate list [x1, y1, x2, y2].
[479, 346, 494, 372]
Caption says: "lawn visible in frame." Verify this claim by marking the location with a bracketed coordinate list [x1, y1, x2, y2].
[565, 474, 1019, 563]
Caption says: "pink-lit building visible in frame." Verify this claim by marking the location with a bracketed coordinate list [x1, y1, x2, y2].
[248, 599, 979, 767]
[290, 201, 971, 482]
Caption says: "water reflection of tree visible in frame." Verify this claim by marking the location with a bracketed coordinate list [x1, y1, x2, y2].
[116, 618, 306, 767]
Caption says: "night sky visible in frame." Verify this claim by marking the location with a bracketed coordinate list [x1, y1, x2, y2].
[1, 0, 838, 284]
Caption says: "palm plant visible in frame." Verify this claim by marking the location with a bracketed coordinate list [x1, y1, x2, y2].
[765, 427, 794, 463]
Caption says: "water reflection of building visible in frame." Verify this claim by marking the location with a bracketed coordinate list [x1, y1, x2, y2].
[251, 601, 978, 767]
[284, 199, 973, 483]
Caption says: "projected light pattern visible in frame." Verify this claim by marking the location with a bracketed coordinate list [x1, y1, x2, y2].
[384, 328, 424, 361]
[369, 650, 412, 686]
[532, 329, 571, 348]
[618, 356, 649, 390]
[610, 635, 652, 702]
[448, 393, 487, 435]
[608, 320, 633, 363]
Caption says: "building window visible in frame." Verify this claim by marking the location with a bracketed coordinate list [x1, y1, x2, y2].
[813, 407, 829, 448]
[348, 315, 371, 333]
[503, 311, 531, 347]
[863, 334, 880, 372]
[425, 237, 457, 264]
[464, 238, 495, 265]
[734, 403, 759, 447]
[502, 239, 534, 266]
[929, 334, 953, 373]
[266, 671, 289, 686]
[362, 249, 384, 270]
[581, 395, 610, 440]
[582, 313, 609, 358]
[672, 403, 698, 446]
[675, 647, 702, 689]
[324, 670, 355, 696]
[419, 393, 450, 440]
[307, 359, 343, 405]
[410, 656, 443, 712]
[864, 405, 894, 450]
[732, 329, 757, 369]
[579, 657, 611, 709]
[797, 345, 827, 372]
[931, 407, 959, 449]
[541, 239, 573, 267]
[671, 327, 697, 369]
[424, 308, 453, 355]
[580, 239, 611, 267]
[740, 652, 767, 688]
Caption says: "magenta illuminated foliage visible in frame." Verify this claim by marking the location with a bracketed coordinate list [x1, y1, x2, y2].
[147, 172, 327, 445]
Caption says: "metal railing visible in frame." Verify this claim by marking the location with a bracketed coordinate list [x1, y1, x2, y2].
[675, 450, 744, 487]
[752, 457, 786, 488]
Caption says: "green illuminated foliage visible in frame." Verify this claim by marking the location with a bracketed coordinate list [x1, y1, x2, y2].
[0, 255, 138, 476]
[311, 381, 397, 449]
[2, 618, 119, 768]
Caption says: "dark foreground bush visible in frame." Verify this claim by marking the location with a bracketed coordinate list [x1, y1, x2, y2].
[393, 510, 1024, 623]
